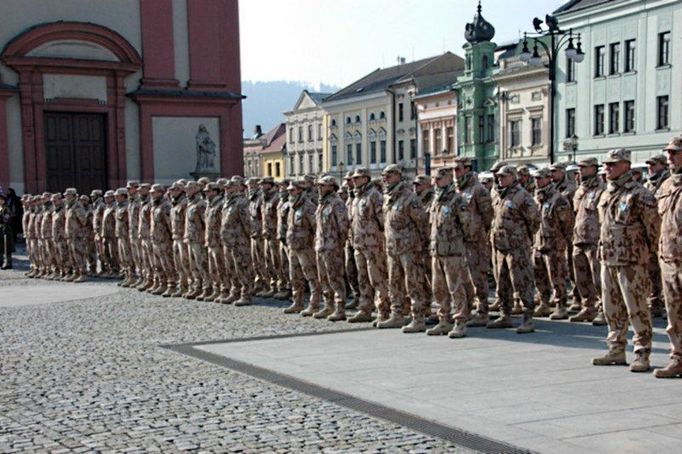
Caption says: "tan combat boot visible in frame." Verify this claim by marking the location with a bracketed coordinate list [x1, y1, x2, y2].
[313, 306, 334, 319]
[224, 293, 240, 304]
[534, 302, 552, 317]
[274, 290, 292, 300]
[348, 311, 373, 323]
[402, 317, 426, 333]
[426, 320, 454, 336]
[487, 315, 513, 329]
[72, 274, 87, 283]
[630, 351, 650, 373]
[260, 288, 276, 299]
[185, 287, 201, 300]
[549, 304, 568, 320]
[327, 303, 346, 322]
[152, 284, 167, 296]
[283, 302, 304, 314]
[568, 302, 582, 312]
[300, 304, 319, 317]
[654, 358, 682, 378]
[448, 321, 467, 338]
[377, 313, 405, 329]
[489, 299, 501, 312]
[234, 297, 252, 307]
[569, 308, 596, 323]
[516, 316, 535, 334]
[511, 300, 524, 315]
[592, 310, 607, 326]
[467, 312, 489, 327]
[162, 285, 176, 298]
[592, 350, 627, 366]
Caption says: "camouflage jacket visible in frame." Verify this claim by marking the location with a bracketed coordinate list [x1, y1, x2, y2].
[92, 199, 105, 237]
[102, 203, 117, 239]
[286, 194, 316, 251]
[457, 172, 493, 244]
[276, 193, 290, 243]
[556, 176, 577, 209]
[127, 195, 141, 240]
[315, 192, 349, 252]
[221, 193, 251, 247]
[429, 183, 471, 257]
[491, 182, 540, 253]
[84, 205, 94, 238]
[656, 171, 682, 264]
[22, 209, 30, 239]
[115, 200, 130, 239]
[33, 209, 44, 240]
[204, 195, 223, 248]
[534, 184, 575, 253]
[418, 188, 436, 214]
[645, 169, 670, 196]
[261, 189, 279, 240]
[150, 198, 173, 245]
[65, 200, 87, 239]
[248, 190, 262, 239]
[183, 193, 206, 244]
[573, 175, 605, 247]
[351, 182, 384, 251]
[522, 178, 536, 195]
[345, 193, 355, 247]
[170, 195, 187, 241]
[26, 209, 37, 240]
[40, 204, 53, 239]
[51, 205, 66, 241]
[598, 172, 660, 266]
[138, 197, 152, 240]
[382, 181, 428, 256]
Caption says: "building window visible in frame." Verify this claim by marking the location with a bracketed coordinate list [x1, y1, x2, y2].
[658, 31, 671, 66]
[370, 141, 377, 164]
[531, 118, 542, 146]
[625, 39, 636, 72]
[567, 56, 576, 82]
[298, 126, 303, 143]
[298, 155, 304, 174]
[317, 124, 322, 140]
[331, 119, 337, 127]
[398, 103, 404, 122]
[464, 116, 472, 144]
[608, 102, 620, 134]
[510, 120, 520, 147]
[380, 111, 385, 120]
[657, 95, 669, 130]
[379, 129, 387, 163]
[609, 42, 620, 75]
[331, 144, 337, 167]
[355, 115, 361, 124]
[486, 114, 494, 143]
[478, 115, 485, 144]
[566, 108, 576, 138]
[308, 154, 313, 173]
[289, 128, 294, 143]
[410, 139, 417, 160]
[594, 104, 605, 136]
[318, 153, 323, 172]
[410, 101, 416, 120]
[595, 45, 605, 77]
[355, 132, 362, 165]
[308, 125, 313, 142]
[447, 126, 455, 152]
[275, 162, 281, 178]
[289, 156, 295, 174]
[624, 100, 635, 133]
[434, 129, 442, 155]
[398, 140, 404, 162]
[346, 143, 353, 165]
[346, 116, 351, 125]
[423, 130, 430, 155]
[369, 113, 376, 121]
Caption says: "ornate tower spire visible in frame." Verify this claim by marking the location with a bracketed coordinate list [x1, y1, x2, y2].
[465, 1, 495, 44]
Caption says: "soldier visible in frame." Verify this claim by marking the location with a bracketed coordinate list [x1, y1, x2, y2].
[569, 158, 607, 324]
[169, 182, 191, 297]
[348, 168, 390, 323]
[100, 190, 119, 277]
[21, 196, 32, 275]
[204, 181, 226, 302]
[80, 194, 97, 275]
[274, 179, 292, 300]
[338, 184, 349, 203]
[50, 193, 70, 279]
[91, 190, 106, 276]
[425, 167, 472, 338]
[488, 166, 540, 333]
[413, 174, 436, 322]
[531, 168, 575, 320]
[136, 184, 154, 291]
[343, 171, 361, 309]
[260, 177, 282, 297]
[64, 188, 88, 282]
[454, 157, 494, 326]
[39, 193, 55, 278]
[283, 179, 321, 315]
[593, 148, 659, 372]
[376, 165, 429, 332]
[25, 196, 38, 277]
[518, 165, 536, 194]
[149, 184, 175, 296]
[114, 188, 133, 286]
[479, 173, 494, 192]
[221, 176, 255, 306]
[32, 194, 47, 278]
[247, 178, 269, 294]
[304, 174, 319, 204]
[487, 160, 509, 313]
[654, 137, 682, 378]
[183, 181, 209, 300]
[126, 181, 142, 286]
[315, 175, 350, 321]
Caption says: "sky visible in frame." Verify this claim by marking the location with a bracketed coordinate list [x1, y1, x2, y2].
[239, 0, 568, 89]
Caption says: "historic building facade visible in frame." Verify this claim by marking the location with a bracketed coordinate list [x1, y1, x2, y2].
[0, 0, 243, 194]
[284, 90, 328, 179]
[414, 86, 458, 173]
[554, 0, 682, 163]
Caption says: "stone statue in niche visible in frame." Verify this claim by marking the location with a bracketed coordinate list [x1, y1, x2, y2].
[195, 124, 217, 172]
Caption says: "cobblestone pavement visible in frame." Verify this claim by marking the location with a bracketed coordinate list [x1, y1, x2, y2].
[0, 251, 471, 453]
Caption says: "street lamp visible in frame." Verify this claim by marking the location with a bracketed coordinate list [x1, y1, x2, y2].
[563, 134, 579, 163]
[338, 161, 345, 182]
[519, 15, 585, 164]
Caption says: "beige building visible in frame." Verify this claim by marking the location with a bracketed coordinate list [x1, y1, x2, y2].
[493, 42, 551, 166]
[242, 124, 287, 180]
[414, 86, 458, 173]
[284, 90, 328, 178]
[321, 53, 465, 178]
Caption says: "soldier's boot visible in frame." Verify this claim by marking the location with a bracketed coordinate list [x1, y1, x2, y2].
[152, 284, 167, 296]
[313, 305, 334, 319]
[224, 293, 240, 304]
[234, 297, 252, 307]
[170, 285, 186, 298]
[283, 302, 304, 314]
[119, 276, 131, 287]
[46, 272, 57, 280]
[511, 299, 524, 315]
[549, 303, 569, 320]
[533, 302, 553, 318]
[185, 287, 201, 300]
[260, 288, 276, 299]
[62, 274, 76, 282]
[196, 288, 213, 301]
[140, 278, 154, 292]
[273, 290, 291, 300]
[372, 311, 390, 327]
[73, 274, 87, 283]
[426, 319, 454, 336]
[466, 312, 489, 328]
[205, 288, 220, 302]
[569, 307, 596, 323]
[448, 320, 468, 339]
[630, 351, 651, 373]
[516, 315, 535, 334]
[162, 285, 176, 298]
[489, 299, 501, 312]
[649, 299, 665, 319]
[300, 303, 320, 317]
[592, 310, 607, 326]
[215, 290, 230, 304]
[654, 358, 682, 378]
[327, 304, 346, 322]
[568, 302, 582, 312]
[345, 298, 359, 310]
[402, 315, 426, 333]
[592, 350, 627, 366]
[347, 310, 373, 323]
[26, 269, 36, 278]
[487, 315, 513, 329]
[377, 313, 405, 329]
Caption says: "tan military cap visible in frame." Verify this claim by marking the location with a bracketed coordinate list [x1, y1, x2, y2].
[603, 148, 631, 164]
[454, 156, 472, 167]
[534, 167, 552, 179]
[245, 177, 260, 185]
[304, 174, 317, 183]
[259, 176, 275, 185]
[50, 193, 62, 200]
[413, 174, 431, 185]
[351, 168, 371, 178]
[317, 175, 338, 186]
[126, 180, 140, 188]
[549, 162, 567, 172]
[279, 178, 291, 186]
[578, 157, 599, 167]
[645, 154, 667, 165]
[517, 165, 531, 176]
[206, 182, 221, 192]
[42, 192, 52, 198]
[177, 179, 188, 186]
[151, 184, 165, 193]
[79, 194, 90, 201]
[115, 188, 128, 196]
[287, 178, 306, 190]
[185, 181, 200, 190]
[64, 188, 78, 196]
[231, 175, 246, 185]
[104, 190, 115, 198]
[216, 178, 229, 186]
[435, 167, 453, 179]
[662, 137, 682, 152]
[490, 160, 509, 173]
[197, 177, 211, 185]
[139, 183, 151, 190]
[90, 189, 103, 197]
[344, 171, 354, 180]
[495, 165, 518, 178]
[381, 164, 402, 176]
[338, 184, 349, 193]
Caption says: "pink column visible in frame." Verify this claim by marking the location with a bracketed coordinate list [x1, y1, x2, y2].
[139, 0, 178, 88]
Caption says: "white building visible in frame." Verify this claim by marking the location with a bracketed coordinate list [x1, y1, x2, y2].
[283, 90, 328, 178]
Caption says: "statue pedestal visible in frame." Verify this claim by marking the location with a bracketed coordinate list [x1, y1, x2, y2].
[190, 170, 220, 181]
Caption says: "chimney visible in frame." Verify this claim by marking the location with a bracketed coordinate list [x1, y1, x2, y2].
[254, 125, 263, 137]
[397, 56, 406, 65]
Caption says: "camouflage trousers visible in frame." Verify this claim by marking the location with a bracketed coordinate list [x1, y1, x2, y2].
[187, 241, 209, 291]
[36, 239, 48, 272]
[55, 240, 72, 276]
[648, 253, 664, 313]
[117, 236, 132, 277]
[86, 232, 97, 273]
[264, 238, 284, 292]
[207, 245, 228, 292]
[250, 237, 270, 291]
[573, 244, 601, 310]
[279, 241, 290, 289]
[152, 240, 175, 286]
[354, 247, 390, 317]
[345, 242, 360, 301]
[466, 240, 491, 312]
[101, 237, 119, 274]
[68, 237, 88, 275]
[534, 248, 568, 305]
[387, 251, 427, 320]
[432, 255, 471, 323]
[318, 248, 346, 310]
[26, 239, 37, 270]
[172, 239, 191, 290]
[288, 247, 321, 308]
[495, 248, 535, 316]
[602, 263, 652, 354]
[660, 260, 682, 360]
[224, 241, 254, 299]
[40, 239, 55, 273]
[129, 237, 142, 278]
[141, 238, 154, 281]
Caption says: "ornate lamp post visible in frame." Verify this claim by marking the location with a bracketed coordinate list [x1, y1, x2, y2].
[338, 161, 345, 183]
[563, 134, 579, 163]
[518, 14, 585, 164]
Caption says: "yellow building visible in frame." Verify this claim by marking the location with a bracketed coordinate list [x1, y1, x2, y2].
[260, 123, 287, 180]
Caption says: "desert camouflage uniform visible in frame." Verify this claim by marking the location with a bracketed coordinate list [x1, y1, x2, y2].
[417, 185, 436, 315]
[115, 199, 132, 281]
[101, 200, 119, 275]
[598, 171, 659, 356]
[39, 202, 55, 276]
[344, 189, 360, 305]
[351, 181, 390, 319]
[221, 191, 254, 303]
[65, 199, 88, 278]
[170, 193, 191, 294]
[315, 190, 349, 315]
[137, 196, 154, 287]
[262, 188, 284, 293]
[184, 192, 209, 296]
[26, 205, 39, 275]
[276, 191, 291, 294]
[33, 205, 46, 275]
[51, 203, 70, 277]
[83, 204, 97, 274]
[151, 196, 175, 292]
[286, 193, 321, 312]
[127, 194, 142, 282]
[645, 169, 671, 316]
[92, 198, 106, 274]
[248, 189, 269, 292]
[205, 194, 227, 298]
[22, 205, 32, 270]
[556, 174, 579, 305]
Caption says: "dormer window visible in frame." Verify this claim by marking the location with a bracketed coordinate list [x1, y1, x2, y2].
[346, 117, 351, 124]
[355, 115, 361, 123]
[331, 119, 337, 127]
[369, 113, 376, 121]
[380, 111, 386, 119]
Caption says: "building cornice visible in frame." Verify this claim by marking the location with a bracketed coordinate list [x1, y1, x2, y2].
[556, 0, 676, 26]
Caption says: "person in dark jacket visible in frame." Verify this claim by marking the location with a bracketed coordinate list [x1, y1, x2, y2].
[0, 192, 15, 269]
